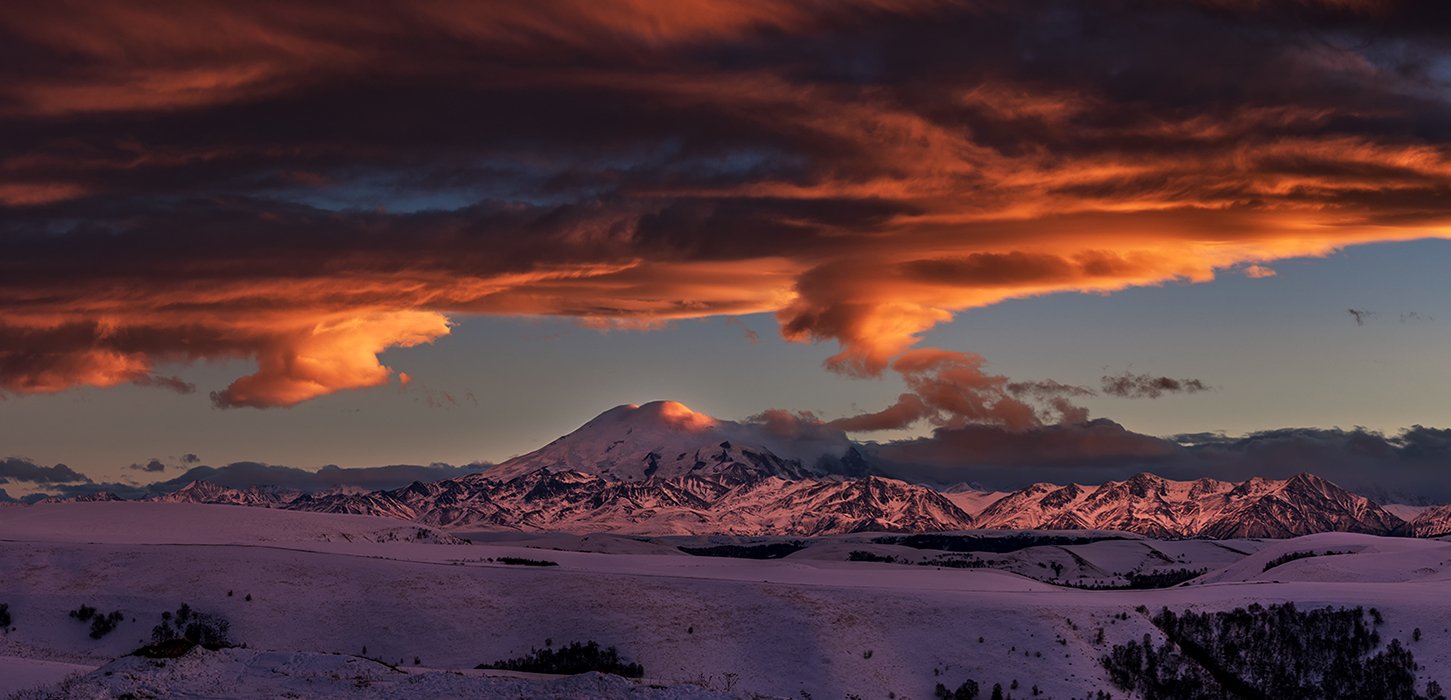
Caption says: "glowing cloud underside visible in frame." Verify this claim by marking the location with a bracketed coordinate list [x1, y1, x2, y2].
[1, 1, 1449, 407]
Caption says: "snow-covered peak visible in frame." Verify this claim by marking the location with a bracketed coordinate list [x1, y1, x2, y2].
[586, 401, 720, 433]
[483, 401, 823, 483]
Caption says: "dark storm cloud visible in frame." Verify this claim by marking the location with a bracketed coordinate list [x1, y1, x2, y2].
[0, 457, 90, 484]
[1, 0, 1450, 409]
[868, 423, 1451, 502]
[127, 458, 167, 473]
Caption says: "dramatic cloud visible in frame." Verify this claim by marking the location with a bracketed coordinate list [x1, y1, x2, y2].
[127, 458, 168, 473]
[0, 458, 90, 484]
[3, 1, 1451, 406]
[1100, 372, 1211, 399]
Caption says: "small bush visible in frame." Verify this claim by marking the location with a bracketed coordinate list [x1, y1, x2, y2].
[68, 605, 97, 621]
[89, 611, 125, 639]
[495, 556, 559, 567]
[934, 679, 980, 699]
[69, 605, 124, 639]
[476, 640, 643, 678]
[0, 602, 11, 629]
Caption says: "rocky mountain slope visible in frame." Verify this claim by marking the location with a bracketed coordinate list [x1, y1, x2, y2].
[69, 402, 1420, 539]
[282, 469, 976, 536]
[155, 480, 300, 507]
[973, 472, 1403, 538]
[1408, 504, 1451, 537]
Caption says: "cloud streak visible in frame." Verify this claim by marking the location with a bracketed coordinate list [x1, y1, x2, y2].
[1100, 372, 1211, 399]
[2, 1, 1450, 406]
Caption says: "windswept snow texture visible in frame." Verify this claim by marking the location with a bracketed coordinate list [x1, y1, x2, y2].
[3, 504, 1451, 699]
[11, 649, 758, 700]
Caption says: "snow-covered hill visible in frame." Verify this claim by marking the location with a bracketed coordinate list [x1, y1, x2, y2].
[5, 504, 1451, 700]
[13, 648, 758, 700]
[972, 472, 1403, 538]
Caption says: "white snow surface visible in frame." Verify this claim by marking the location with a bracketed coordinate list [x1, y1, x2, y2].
[0, 657, 94, 698]
[9, 648, 757, 700]
[5, 503, 1451, 700]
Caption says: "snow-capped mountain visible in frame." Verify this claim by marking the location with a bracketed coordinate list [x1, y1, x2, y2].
[1407, 504, 1451, 537]
[38, 492, 125, 504]
[971, 472, 1402, 538]
[153, 480, 301, 507]
[70, 402, 1421, 539]
[484, 401, 826, 483]
[285, 468, 975, 536]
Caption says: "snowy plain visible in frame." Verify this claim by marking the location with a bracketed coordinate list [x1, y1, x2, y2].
[3, 502, 1451, 699]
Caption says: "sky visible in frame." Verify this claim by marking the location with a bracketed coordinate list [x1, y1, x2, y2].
[2, 1, 1450, 498]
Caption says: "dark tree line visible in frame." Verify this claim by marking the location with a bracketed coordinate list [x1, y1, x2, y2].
[150, 603, 232, 649]
[874, 534, 1124, 554]
[1103, 602, 1445, 700]
[1262, 550, 1345, 572]
[1062, 569, 1206, 590]
[69, 604, 125, 639]
[495, 556, 559, 567]
[679, 542, 807, 559]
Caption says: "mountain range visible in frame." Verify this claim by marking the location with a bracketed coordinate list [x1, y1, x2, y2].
[127, 400, 1447, 539]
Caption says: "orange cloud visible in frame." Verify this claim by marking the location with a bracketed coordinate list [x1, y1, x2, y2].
[2, 1, 1449, 407]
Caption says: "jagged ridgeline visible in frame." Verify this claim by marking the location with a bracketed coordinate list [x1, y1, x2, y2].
[139, 401, 1429, 538]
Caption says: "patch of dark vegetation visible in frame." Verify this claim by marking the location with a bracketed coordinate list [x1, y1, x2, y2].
[874, 534, 1125, 554]
[0, 602, 10, 629]
[1062, 568, 1206, 590]
[476, 640, 644, 678]
[918, 554, 991, 569]
[68, 604, 97, 621]
[70, 604, 125, 639]
[1103, 602, 1446, 700]
[678, 541, 806, 559]
[131, 638, 199, 659]
[131, 603, 232, 657]
[495, 556, 559, 567]
[848, 550, 902, 563]
[935, 678, 981, 698]
[1262, 550, 1346, 572]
